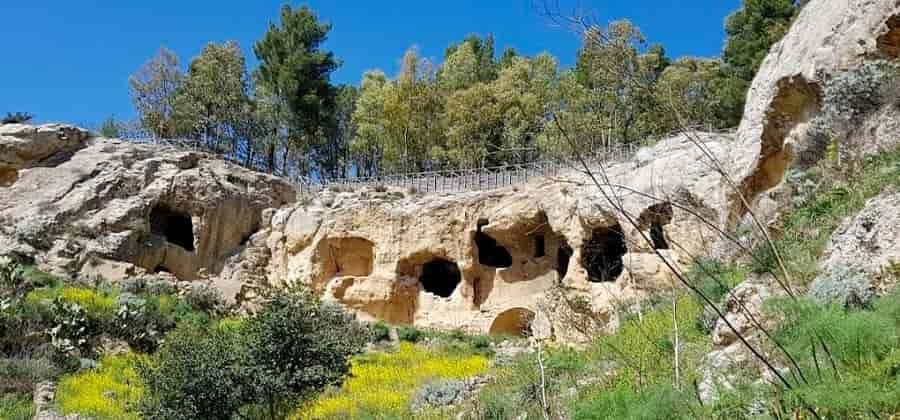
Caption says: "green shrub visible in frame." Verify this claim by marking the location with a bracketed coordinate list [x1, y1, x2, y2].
[371, 321, 391, 342]
[412, 380, 466, 410]
[141, 289, 369, 420]
[686, 259, 745, 303]
[139, 322, 247, 420]
[808, 265, 875, 309]
[398, 326, 422, 343]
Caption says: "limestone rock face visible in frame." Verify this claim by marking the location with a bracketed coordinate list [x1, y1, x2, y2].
[229, 131, 735, 339]
[0, 125, 295, 283]
[0, 123, 90, 187]
[728, 0, 900, 227]
[821, 191, 900, 277]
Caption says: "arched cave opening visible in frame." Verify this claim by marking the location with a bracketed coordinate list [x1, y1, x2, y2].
[639, 202, 673, 250]
[474, 221, 513, 268]
[557, 242, 573, 280]
[581, 224, 627, 283]
[150, 206, 195, 252]
[420, 259, 462, 298]
[489, 308, 535, 337]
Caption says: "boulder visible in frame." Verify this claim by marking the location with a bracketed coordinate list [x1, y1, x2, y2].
[820, 191, 900, 281]
[0, 124, 295, 284]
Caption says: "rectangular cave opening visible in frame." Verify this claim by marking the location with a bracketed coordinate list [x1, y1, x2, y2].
[150, 206, 196, 252]
[534, 234, 546, 258]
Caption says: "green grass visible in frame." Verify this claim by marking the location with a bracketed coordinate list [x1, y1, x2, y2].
[750, 150, 900, 285]
[0, 395, 34, 420]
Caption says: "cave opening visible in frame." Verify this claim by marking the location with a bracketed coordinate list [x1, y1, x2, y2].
[650, 224, 669, 250]
[474, 222, 513, 268]
[420, 259, 462, 298]
[534, 234, 546, 258]
[581, 224, 627, 283]
[150, 206, 195, 252]
[557, 243, 573, 280]
[489, 308, 535, 337]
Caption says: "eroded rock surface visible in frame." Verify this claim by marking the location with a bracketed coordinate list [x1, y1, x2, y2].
[0, 125, 295, 283]
[821, 191, 900, 277]
[224, 131, 735, 340]
[728, 0, 900, 226]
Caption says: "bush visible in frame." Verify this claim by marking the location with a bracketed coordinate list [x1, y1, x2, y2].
[138, 322, 247, 420]
[371, 321, 391, 342]
[808, 265, 875, 309]
[141, 289, 369, 419]
[182, 283, 226, 316]
[240, 290, 370, 415]
[412, 380, 466, 410]
[397, 326, 422, 343]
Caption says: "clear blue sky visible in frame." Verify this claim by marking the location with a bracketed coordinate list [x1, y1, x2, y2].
[1, 1, 740, 126]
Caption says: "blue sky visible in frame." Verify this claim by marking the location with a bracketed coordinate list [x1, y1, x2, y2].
[1, 1, 740, 126]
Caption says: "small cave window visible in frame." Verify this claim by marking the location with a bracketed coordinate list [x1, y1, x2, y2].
[534, 234, 546, 258]
[420, 259, 462, 298]
[650, 223, 669, 250]
[557, 243, 573, 280]
[149, 206, 195, 252]
[639, 202, 673, 250]
[475, 231, 513, 269]
[581, 224, 627, 283]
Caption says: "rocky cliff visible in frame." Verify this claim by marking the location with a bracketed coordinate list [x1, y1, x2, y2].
[6, 0, 900, 342]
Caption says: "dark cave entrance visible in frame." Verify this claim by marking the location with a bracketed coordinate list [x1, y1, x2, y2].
[534, 234, 546, 258]
[650, 224, 669, 250]
[557, 243, 573, 280]
[475, 221, 513, 268]
[150, 206, 195, 252]
[639, 202, 673, 250]
[581, 224, 627, 283]
[420, 259, 462, 298]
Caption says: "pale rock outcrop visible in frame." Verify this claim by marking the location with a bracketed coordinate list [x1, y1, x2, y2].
[0, 123, 89, 186]
[820, 191, 900, 278]
[728, 0, 900, 227]
[0, 124, 295, 284]
[227, 131, 735, 339]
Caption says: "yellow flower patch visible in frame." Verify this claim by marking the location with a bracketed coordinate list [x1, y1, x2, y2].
[293, 342, 489, 419]
[56, 353, 145, 420]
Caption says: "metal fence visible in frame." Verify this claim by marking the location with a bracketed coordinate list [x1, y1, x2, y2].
[306, 143, 639, 195]
[121, 134, 640, 196]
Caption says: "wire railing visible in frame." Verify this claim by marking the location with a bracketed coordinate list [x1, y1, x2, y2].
[120, 132, 640, 196]
[306, 143, 639, 195]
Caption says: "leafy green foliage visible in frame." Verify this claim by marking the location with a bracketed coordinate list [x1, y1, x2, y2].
[371, 321, 391, 342]
[722, 0, 798, 81]
[57, 354, 145, 420]
[1, 112, 33, 125]
[140, 289, 368, 419]
[398, 326, 423, 343]
[138, 321, 247, 420]
[254, 4, 338, 172]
